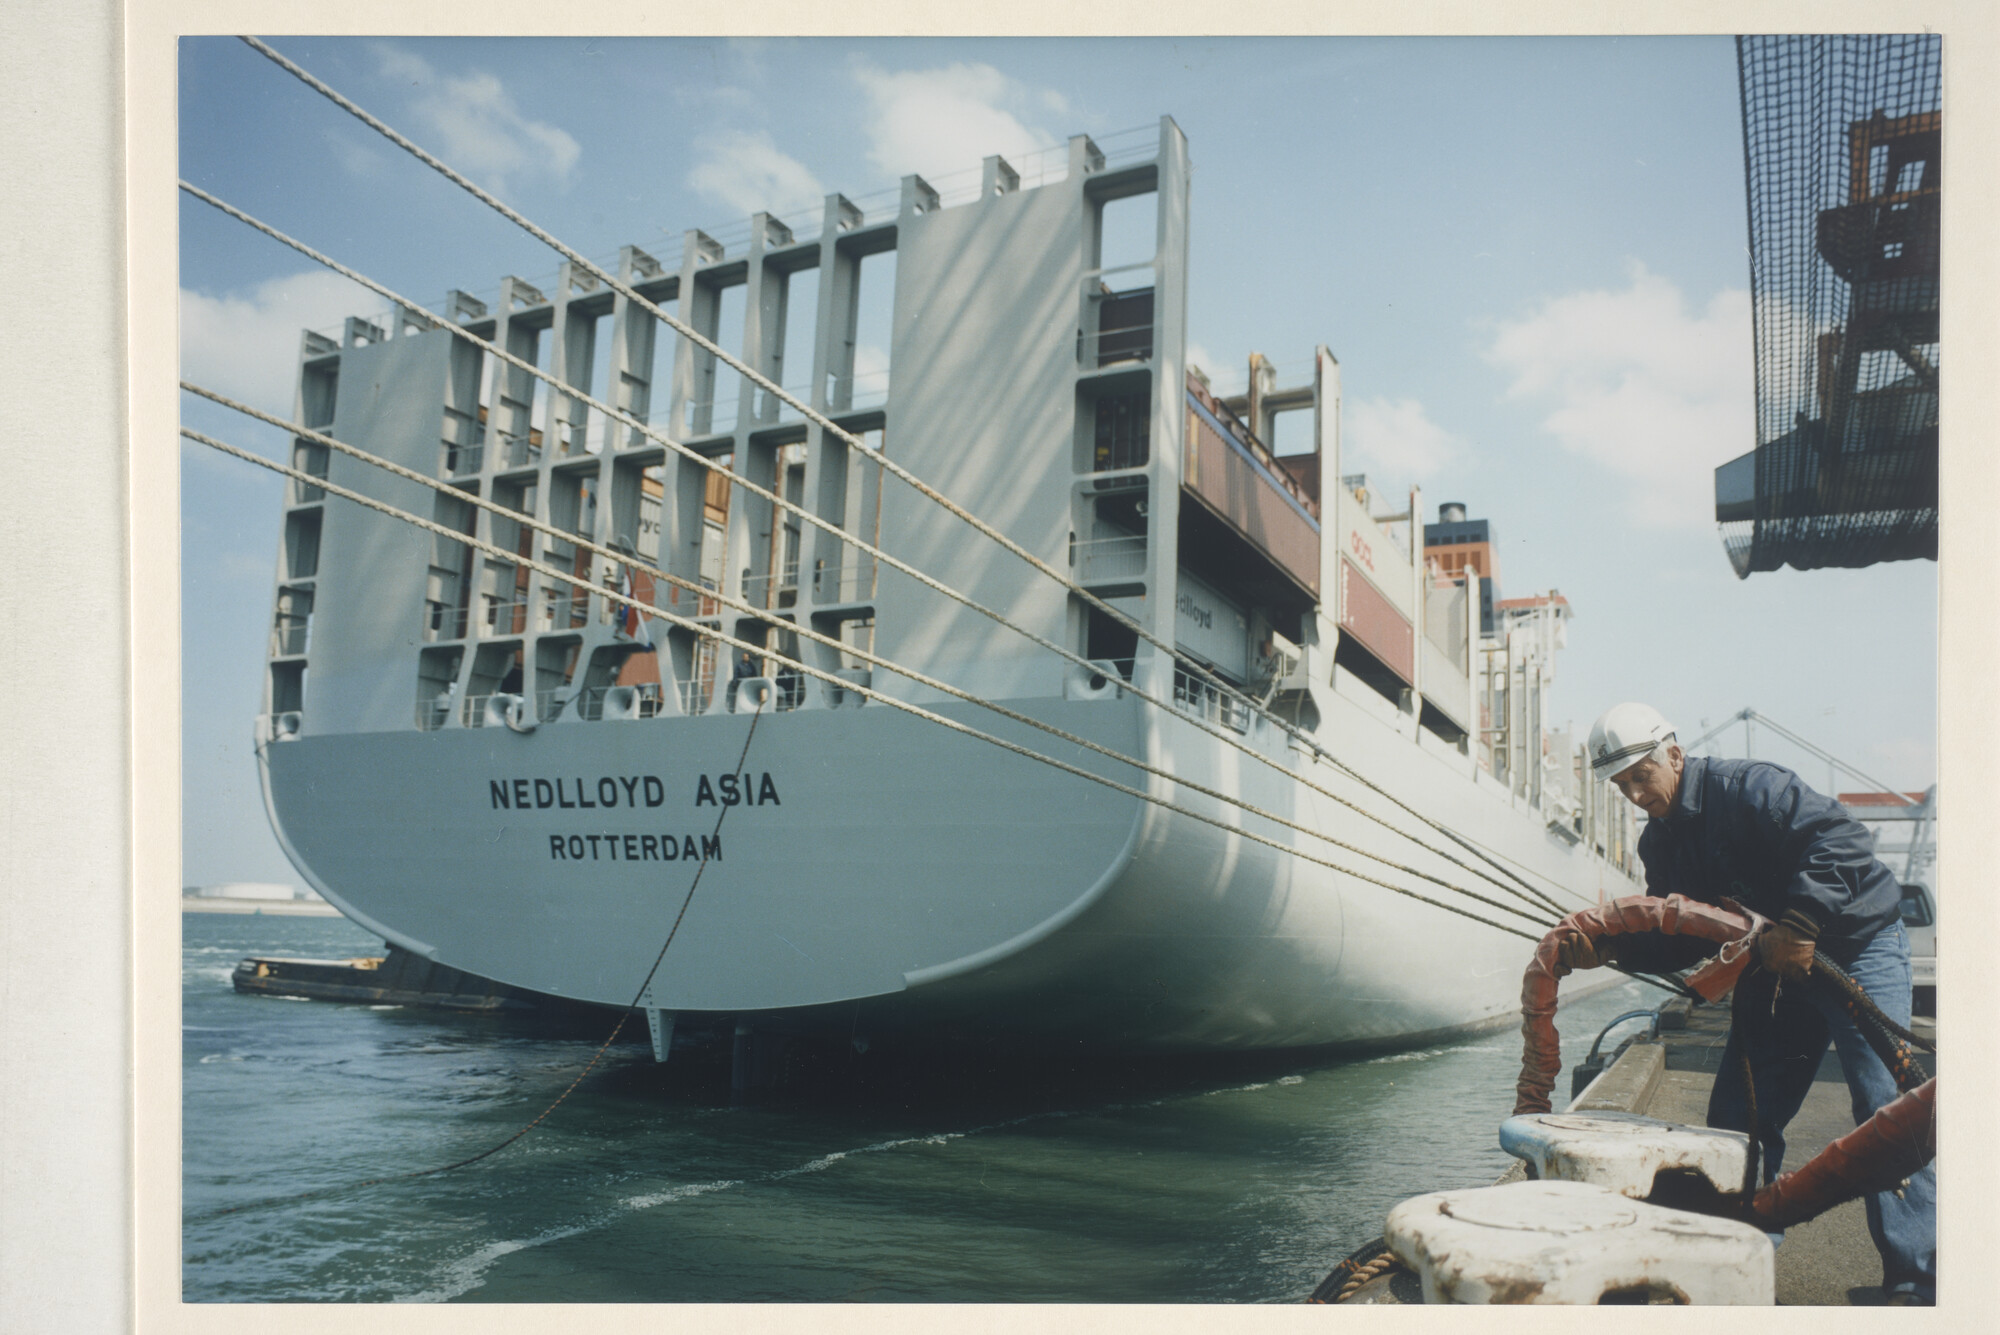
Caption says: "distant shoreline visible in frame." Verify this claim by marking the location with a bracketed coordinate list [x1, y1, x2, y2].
[180, 897, 341, 917]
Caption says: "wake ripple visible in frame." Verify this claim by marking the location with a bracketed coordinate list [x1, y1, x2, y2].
[398, 1073, 1301, 1301]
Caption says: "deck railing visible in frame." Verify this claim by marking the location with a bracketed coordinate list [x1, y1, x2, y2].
[1074, 533, 1148, 583]
[497, 431, 541, 469]
[741, 560, 801, 608]
[271, 612, 310, 657]
[422, 600, 470, 643]
[539, 584, 590, 631]
[572, 682, 666, 721]
[481, 594, 529, 637]
[814, 559, 878, 604]
[1172, 664, 1253, 734]
[675, 678, 711, 716]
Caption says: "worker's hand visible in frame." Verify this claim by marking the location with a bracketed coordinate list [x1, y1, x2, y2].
[1553, 930, 1615, 977]
[1757, 923, 1816, 980]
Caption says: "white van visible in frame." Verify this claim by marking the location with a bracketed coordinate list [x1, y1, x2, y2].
[1899, 883, 1936, 1018]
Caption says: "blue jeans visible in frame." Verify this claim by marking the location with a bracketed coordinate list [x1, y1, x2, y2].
[1707, 922, 1935, 1298]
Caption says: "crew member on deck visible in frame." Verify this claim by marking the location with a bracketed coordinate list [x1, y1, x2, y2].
[727, 649, 759, 709]
[1560, 702, 1934, 1306]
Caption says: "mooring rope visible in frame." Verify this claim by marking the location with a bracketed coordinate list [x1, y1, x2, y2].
[189, 424, 1553, 949]
[233, 36, 1252, 715]
[232, 35, 1616, 915]
[1730, 973, 1766, 1195]
[1333, 1251, 1403, 1302]
[1315, 757, 1578, 914]
[1815, 955, 1935, 1064]
[186, 383, 1554, 929]
[1305, 1234, 1406, 1304]
[178, 177, 1578, 925]
[207, 696, 767, 1217]
[1728, 953, 1933, 1202]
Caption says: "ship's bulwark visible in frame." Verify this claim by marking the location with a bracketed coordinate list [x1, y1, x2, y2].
[263, 685, 1640, 1052]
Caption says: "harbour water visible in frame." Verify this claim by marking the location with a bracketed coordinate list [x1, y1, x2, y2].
[183, 912, 1656, 1303]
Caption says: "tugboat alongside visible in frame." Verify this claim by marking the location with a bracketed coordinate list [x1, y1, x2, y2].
[246, 118, 1645, 1053]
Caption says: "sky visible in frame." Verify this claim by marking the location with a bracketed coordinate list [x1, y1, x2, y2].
[178, 35, 1939, 887]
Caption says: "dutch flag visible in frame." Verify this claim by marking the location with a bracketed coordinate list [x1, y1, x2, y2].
[618, 569, 651, 646]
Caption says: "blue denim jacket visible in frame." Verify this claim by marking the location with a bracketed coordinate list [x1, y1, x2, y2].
[1617, 755, 1903, 973]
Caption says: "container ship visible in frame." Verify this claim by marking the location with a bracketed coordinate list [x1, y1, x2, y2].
[252, 118, 1643, 1053]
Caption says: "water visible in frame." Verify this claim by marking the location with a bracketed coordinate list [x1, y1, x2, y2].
[183, 912, 1658, 1303]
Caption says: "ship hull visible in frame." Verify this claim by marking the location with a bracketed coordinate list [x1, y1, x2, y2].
[260, 678, 1640, 1052]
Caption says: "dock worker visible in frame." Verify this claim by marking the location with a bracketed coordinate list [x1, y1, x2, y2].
[1560, 702, 1935, 1306]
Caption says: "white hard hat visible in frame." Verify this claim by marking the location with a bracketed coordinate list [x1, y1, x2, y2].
[1588, 702, 1676, 783]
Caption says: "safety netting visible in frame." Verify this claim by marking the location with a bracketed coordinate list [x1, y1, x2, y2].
[1719, 34, 1940, 577]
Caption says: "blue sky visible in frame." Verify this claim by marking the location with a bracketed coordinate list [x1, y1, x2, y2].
[179, 35, 1938, 886]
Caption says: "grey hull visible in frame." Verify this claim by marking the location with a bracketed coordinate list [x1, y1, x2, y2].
[262, 683, 1639, 1051]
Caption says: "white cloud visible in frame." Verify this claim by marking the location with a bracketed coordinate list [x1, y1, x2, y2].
[1344, 396, 1464, 484]
[322, 128, 385, 178]
[687, 129, 826, 219]
[1484, 263, 1754, 527]
[1185, 341, 1225, 386]
[374, 43, 430, 87]
[1748, 289, 1833, 427]
[853, 343, 890, 397]
[1865, 735, 1936, 791]
[372, 43, 580, 194]
[852, 61, 1060, 183]
[181, 270, 382, 415]
[217, 548, 277, 585]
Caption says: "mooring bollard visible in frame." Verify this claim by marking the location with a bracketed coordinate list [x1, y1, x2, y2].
[1498, 1111, 1750, 1198]
[1383, 1179, 1775, 1304]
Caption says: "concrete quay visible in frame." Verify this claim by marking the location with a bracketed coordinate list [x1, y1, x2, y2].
[181, 895, 340, 916]
[1616, 995, 1936, 1306]
[1337, 993, 1937, 1306]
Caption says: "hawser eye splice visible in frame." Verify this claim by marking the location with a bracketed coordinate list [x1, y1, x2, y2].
[1515, 894, 1763, 1117]
[1515, 892, 1937, 1231]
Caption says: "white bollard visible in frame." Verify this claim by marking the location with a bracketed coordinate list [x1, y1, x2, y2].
[1499, 1111, 1751, 1198]
[1384, 1179, 1774, 1304]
